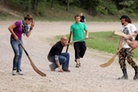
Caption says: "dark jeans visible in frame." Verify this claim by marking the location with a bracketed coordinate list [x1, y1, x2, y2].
[74, 42, 86, 59]
[10, 38, 23, 72]
[48, 52, 70, 70]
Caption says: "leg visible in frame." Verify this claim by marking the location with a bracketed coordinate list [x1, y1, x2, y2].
[48, 56, 58, 71]
[126, 48, 138, 80]
[60, 52, 70, 69]
[74, 42, 81, 68]
[17, 39, 23, 72]
[10, 38, 21, 75]
[79, 42, 86, 58]
[74, 42, 80, 60]
[118, 48, 128, 80]
[58, 54, 68, 70]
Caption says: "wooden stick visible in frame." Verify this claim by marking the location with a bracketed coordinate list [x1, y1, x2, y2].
[66, 32, 71, 52]
[100, 42, 125, 68]
[18, 40, 46, 77]
[114, 31, 128, 38]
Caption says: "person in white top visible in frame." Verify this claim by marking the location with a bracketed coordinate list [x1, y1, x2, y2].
[116, 15, 138, 80]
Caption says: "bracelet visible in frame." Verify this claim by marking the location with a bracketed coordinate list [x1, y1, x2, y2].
[30, 28, 33, 30]
[117, 48, 119, 50]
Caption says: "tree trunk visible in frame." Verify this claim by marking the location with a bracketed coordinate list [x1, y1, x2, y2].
[51, 0, 54, 9]
[66, 0, 70, 11]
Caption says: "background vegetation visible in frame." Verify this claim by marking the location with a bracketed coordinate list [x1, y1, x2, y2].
[0, 0, 138, 21]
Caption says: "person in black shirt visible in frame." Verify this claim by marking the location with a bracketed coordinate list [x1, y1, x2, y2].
[80, 13, 86, 23]
[47, 36, 70, 72]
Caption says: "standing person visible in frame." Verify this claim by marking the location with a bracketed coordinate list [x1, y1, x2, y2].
[116, 15, 138, 80]
[80, 13, 86, 23]
[70, 15, 88, 68]
[8, 14, 34, 75]
[47, 36, 70, 72]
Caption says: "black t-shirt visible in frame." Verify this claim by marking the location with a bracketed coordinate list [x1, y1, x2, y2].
[48, 41, 63, 58]
[80, 16, 85, 22]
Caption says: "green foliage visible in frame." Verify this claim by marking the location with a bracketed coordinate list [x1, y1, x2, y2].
[2, 0, 138, 17]
[8, 0, 30, 11]
[86, 32, 119, 53]
[37, 1, 46, 16]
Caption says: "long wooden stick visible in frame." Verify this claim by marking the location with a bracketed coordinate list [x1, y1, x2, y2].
[100, 42, 125, 68]
[18, 40, 46, 77]
[66, 32, 71, 52]
[114, 31, 128, 38]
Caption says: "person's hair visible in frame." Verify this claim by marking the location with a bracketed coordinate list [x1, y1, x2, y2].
[120, 15, 132, 23]
[24, 14, 33, 21]
[74, 15, 80, 19]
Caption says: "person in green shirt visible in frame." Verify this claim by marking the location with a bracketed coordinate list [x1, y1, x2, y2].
[70, 15, 89, 68]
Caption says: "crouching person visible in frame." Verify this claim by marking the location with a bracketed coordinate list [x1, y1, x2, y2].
[47, 36, 70, 72]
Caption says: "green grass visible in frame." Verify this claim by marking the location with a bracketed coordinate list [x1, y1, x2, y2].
[86, 32, 119, 53]
[53, 31, 138, 58]
[87, 32, 138, 58]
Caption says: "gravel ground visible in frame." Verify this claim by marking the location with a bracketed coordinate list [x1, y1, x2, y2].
[1, 21, 138, 92]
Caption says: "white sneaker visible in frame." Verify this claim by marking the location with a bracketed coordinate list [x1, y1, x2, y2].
[12, 70, 16, 75]
[17, 71, 23, 75]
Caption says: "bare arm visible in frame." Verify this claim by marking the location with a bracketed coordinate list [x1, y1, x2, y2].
[8, 24, 18, 40]
[55, 55, 63, 72]
[85, 30, 89, 40]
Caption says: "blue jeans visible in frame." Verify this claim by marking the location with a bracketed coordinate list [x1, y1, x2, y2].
[48, 52, 70, 70]
[10, 38, 23, 72]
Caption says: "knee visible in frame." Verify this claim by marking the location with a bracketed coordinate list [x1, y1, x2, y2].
[15, 52, 22, 58]
[63, 58, 67, 62]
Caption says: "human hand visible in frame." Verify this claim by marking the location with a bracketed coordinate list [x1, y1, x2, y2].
[116, 49, 120, 54]
[85, 35, 89, 40]
[30, 21, 35, 29]
[58, 68, 64, 72]
[14, 35, 19, 40]
[127, 35, 132, 40]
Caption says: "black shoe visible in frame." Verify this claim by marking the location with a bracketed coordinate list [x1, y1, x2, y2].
[63, 69, 70, 72]
[133, 66, 138, 80]
[133, 73, 138, 80]
[49, 64, 57, 71]
[118, 75, 128, 80]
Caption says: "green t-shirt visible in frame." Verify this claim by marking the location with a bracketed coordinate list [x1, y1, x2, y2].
[70, 22, 87, 41]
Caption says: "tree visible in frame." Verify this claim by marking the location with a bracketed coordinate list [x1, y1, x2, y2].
[66, 0, 70, 11]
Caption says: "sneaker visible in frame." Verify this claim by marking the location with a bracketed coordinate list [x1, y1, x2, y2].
[76, 63, 80, 68]
[117, 75, 128, 80]
[75, 60, 81, 68]
[17, 71, 23, 75]
[75, 62, 81, 68]
[12, 70, 16, 75]
[63, 69, 71, 72]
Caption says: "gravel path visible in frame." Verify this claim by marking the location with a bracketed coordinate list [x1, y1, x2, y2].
[0, 21, 138, 92]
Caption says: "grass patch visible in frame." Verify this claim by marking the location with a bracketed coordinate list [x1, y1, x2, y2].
[53, 31, 138, 58]
[87, 32, 138, 58]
